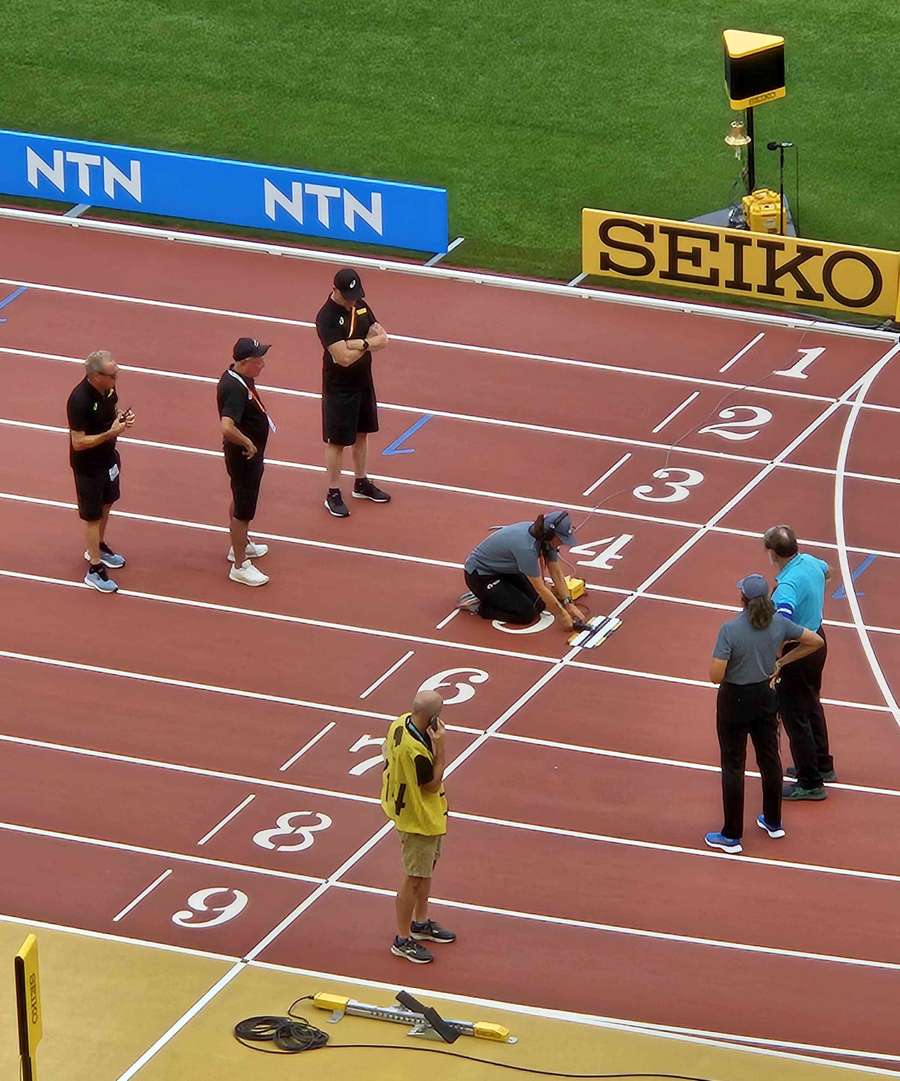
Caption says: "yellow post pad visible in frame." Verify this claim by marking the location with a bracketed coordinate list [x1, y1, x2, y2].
[313, 992, 350, 1012]
[473, 1021, 512, 1041]
[565, 576, 585, 600]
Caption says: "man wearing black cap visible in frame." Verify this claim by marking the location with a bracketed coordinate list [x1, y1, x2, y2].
[217, 338, 274, 586]
[315, 268, 390, 518]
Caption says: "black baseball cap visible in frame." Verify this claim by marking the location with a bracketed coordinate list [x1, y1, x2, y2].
[545, 510, 576, 545]
[233, 337, 271, 362]
[334, 268, 364, 301]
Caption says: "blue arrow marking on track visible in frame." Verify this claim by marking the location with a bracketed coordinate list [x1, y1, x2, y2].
[0, 285, 28, 323]
[382, 414, 434, 455]
[832, 553, 877, 600]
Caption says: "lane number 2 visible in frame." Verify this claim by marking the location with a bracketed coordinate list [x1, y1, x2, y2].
[698, 405, 774, 442]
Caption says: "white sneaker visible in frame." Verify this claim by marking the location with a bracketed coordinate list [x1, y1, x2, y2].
[229, 559, 269, 586]
[227, 541, 269, 562]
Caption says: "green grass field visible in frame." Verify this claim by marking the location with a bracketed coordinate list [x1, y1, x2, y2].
[1, 1, 897, 281]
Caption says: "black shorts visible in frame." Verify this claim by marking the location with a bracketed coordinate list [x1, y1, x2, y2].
[225, 445, 265, 522]
[322, 384, 379, 446]
[73, 458, 121, 521]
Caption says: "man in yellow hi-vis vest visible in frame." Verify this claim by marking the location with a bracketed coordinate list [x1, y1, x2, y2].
[381, 689, 456, 964]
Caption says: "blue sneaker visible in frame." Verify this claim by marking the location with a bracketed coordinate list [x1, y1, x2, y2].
[756, 815, 786, 839]
[84, 544, 125, 570]
[84, 565, 118, 593]
[704, 832, 742, 854]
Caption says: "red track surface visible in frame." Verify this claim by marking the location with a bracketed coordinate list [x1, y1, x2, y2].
[1, 215, 899, 1070]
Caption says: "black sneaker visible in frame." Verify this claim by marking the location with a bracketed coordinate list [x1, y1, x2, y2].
[324, 489, 350, 518]
[390, 936, 433, 963]
[787, 766, 837, 783]
[783, 783, 828, 801]
[352, 477, 391, 503]
[410, 919, 456, 944]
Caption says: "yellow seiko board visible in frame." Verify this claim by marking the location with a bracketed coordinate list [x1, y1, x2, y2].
[582, 209, 900, 319]
[724, 29, 785, 109]
[15, 934, 42, 1081]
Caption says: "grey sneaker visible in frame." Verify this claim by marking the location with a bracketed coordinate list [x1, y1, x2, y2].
[783, 783, 827, 801]
[410, 919, 456, 943]
[325, 489, 350, 517]
[353, 477, 391, 503]
[390, 936, 433, 964]
[84, 566, 118, 593]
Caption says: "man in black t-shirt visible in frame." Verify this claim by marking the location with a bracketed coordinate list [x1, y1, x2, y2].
[217, 338, 274, 586]
[315, 268, 391, 518]
[66, 350, 135, 593]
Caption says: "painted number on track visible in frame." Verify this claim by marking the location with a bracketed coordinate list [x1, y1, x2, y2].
[570, 533, 634, 570]
[773, 346, 826, 380]
[698, 405, 773, 442]
[172, 887, 249, 929]
[418, 667, 490, 704]
[253, 812, 333, 852]
[348, 734, 387, 776]
[633, 468, 705, 503]
[493, 610, 555, 634]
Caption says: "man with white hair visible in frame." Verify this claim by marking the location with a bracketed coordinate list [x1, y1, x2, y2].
[66, 350, 134, 593]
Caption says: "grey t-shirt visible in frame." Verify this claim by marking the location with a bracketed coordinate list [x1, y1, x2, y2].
[464, 521, 559, 577]
[713, 610, 806, 685]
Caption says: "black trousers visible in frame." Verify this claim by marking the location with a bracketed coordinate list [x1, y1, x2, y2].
[464, 569, 545, 624]
[716, 680, 783, 840]
[777, 626, 832, 788]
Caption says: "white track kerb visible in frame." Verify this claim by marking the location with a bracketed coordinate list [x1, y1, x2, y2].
[1, 208, 896, 1076]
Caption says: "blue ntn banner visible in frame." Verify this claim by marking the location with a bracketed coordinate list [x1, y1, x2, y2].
[0, 129, 448, 253]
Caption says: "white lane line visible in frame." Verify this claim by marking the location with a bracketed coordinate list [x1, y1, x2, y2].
[424, 235, 465, 266]
[583, 453, 632, 497]
[567, 271, 588, 286]
[0, 569, 555, 665]
[435, 608, 460, 630]
[7, 417, 900, 537]
[358, 650, 416, 699]
[719, 331, 766, 373]
[3, 489, 900, 639]
[0, 294, 865, 411]
[3, 206, 896, 345]
[650, 391, 700, 434]
[112, 869, 172, 922]
[834, 340, 900, 731]
[333, 880, 900, 970]
[279, 722, 337, 772]
[196, 794, 256, 846]
[0, 820, 324, 885]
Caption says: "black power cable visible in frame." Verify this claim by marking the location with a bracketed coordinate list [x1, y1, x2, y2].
[233, 996, 721, 1079]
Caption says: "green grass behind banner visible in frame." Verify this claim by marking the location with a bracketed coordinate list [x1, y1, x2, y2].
[0, 0, 896, 279]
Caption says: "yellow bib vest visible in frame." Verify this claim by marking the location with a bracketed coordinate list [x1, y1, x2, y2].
[380, 713, 448, 836]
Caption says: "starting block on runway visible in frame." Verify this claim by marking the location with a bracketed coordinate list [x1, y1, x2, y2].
[568, 614, 622, 648]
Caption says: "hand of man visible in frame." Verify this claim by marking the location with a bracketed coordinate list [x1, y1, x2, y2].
[243, 441, 257, 460]
[110, 415, 128, 436]
[768, 658, 783, 689]
[122, 409, 136, 427]
[565, 602, 584, 621]
[556, 610, 575, 631]
[430, 718, 446, 744]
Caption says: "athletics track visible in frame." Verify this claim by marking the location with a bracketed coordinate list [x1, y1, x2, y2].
[0, 208, 898, 1077]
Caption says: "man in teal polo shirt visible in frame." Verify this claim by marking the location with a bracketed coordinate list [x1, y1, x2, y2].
[764, 524, 835, 800]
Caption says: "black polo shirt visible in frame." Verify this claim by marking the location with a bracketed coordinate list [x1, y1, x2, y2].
[217, 366, 270, 453]
[315, 296, 377, 392]
[66, 377, 118, 473]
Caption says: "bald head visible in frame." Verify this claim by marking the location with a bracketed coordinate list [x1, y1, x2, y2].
[411, 689, 443, 724]
[763, 524, 798, 562]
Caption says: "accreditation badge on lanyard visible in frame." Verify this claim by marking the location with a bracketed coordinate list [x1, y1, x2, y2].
[228, 369, 276, 432]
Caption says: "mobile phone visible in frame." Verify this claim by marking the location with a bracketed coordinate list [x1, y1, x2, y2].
[428, 715, 439, 731]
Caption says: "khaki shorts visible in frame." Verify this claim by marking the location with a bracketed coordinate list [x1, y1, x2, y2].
[398, 830, 443, 878]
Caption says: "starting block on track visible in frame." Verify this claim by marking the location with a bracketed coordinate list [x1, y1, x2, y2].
[568, 613, 622, 648]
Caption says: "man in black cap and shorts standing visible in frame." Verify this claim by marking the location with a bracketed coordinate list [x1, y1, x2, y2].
[315, 268, 390, 518]
[217, 337, 274, 586]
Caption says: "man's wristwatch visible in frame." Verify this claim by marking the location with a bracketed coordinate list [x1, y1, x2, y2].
[560, 596, 572, 606]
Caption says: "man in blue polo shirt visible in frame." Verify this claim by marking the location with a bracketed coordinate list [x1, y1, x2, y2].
[764, 524, 834, 800]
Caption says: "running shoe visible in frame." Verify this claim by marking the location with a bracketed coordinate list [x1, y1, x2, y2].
[83, 543, 126, 569]
[704, 832, 742, 854]
[756, 815, 786, 839]
[227, 541, 269, 561]
[229, 560, 269, 587]
[787, 766, 837, 783]
[783, 783, 827, 801]
[325, 489, 350, 517]
[410, 919, 456, 943]
[352, 477, 391, 502]
[84, 565, 118, 593]
[390, 936, 433, 964]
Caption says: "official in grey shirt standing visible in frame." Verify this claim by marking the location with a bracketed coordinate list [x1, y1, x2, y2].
[705, 574, 823, 855]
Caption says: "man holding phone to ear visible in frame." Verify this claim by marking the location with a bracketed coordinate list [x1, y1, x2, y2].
[67, 350, 134, 593]
[380, 689, 456, 964]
